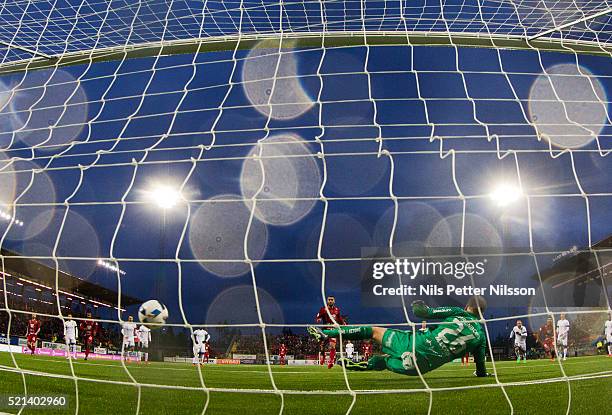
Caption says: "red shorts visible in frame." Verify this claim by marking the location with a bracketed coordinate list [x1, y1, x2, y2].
[543, 338, 554, 351]
[27, 334, 37, 343]
[84, 335, 94, 345]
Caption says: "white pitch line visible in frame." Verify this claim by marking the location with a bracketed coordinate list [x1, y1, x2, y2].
[4, 355, 610, 376]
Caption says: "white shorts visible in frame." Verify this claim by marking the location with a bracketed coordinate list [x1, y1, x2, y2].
[346, 352, 353, 359]
[123, 337, 135, 348]
[514, 342, 526, 351]
[606, 334, 612, 344]
[193, 344, 206, 355]
[557, 334, 568, 347]
[139, 341, 149, 349]
[65, 335, 76, 345]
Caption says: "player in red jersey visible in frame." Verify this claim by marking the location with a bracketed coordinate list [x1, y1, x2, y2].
[279, 343, 287, 366]
[203, 341, 210, 363]
[537, 317, 556, 361]
[26, 314, 41, 355]
[315, 296, 346, 368]
[361, 340, 372, 361]
[79, 312, 99, 360]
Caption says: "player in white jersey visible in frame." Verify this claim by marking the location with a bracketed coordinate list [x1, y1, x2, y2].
[509, 319, 528, 363]
[345, 341, 354, 361]
[121, 316, 138, 362]
[63, 314, 78, 359]
[604, 313, 612, 357]
[192, 328, 210, 365]
[137, 325, 152, 363]
[556, 313, 570, 360]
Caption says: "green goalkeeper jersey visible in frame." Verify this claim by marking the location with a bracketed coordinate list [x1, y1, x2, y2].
[411, 304, 488, 376]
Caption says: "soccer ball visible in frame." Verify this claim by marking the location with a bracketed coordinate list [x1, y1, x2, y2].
[138, 300, 169, 325]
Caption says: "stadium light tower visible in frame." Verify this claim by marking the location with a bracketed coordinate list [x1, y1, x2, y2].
[489, 183, 523, 208]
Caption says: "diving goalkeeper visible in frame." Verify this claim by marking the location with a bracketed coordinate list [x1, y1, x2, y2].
[308, 296, 490, 377]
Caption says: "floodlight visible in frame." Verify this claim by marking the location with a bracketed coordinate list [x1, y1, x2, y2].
[489, 184, 523, 207]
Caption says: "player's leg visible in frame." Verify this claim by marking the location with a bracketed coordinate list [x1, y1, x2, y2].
[345, 354, 420, 376]
[549, 342, 556, 361]
[122, 341, 132, 362]
[130, 338, 137, 362]
[328, 338, 337, 368]
[514, 345, 521, 362]
[310, 326, 385, 368]
[309, 326, 386, 344]
[192, 346, 198, 365]
[318, 341, 325, 365]
[339, 353, 383, 371]
[383, 355, 419, 376]
[608, 340, 612, 356]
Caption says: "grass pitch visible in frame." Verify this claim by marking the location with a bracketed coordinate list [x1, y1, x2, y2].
[0, 353, 610, 414]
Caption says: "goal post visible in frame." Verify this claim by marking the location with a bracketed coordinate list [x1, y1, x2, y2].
[0, 0, 610, 414]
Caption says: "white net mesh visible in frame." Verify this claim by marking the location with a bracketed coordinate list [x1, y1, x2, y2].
[0, 0, 611, 414]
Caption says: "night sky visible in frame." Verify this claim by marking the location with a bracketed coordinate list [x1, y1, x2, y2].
[0, 40, 610, 339]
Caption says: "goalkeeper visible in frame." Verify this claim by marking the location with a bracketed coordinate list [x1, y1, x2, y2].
[308, 296, 490, 377]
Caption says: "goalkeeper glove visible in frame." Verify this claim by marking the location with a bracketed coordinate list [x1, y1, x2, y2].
[411, 300, 429, 317]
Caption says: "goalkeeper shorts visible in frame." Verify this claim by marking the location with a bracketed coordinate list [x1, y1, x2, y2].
[381, 329, 413, 358]
[381, 329, 439, 375]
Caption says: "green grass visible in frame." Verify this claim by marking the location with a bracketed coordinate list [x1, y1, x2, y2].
[0, 354, 610, 414]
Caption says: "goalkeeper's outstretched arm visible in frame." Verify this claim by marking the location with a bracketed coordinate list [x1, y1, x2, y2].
[412, 300, 469, 319]
[473, 341, 488, 377]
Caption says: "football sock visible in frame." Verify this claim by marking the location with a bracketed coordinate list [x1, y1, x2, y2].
[322, 326, 373, 340]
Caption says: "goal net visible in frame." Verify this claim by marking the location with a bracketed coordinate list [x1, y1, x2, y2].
[0, 0, 610, 413]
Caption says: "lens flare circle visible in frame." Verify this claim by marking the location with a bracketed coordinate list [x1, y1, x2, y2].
[189, 193, 269, 278]
[529, 63, 607, 149]
[242, 40, 314, 120]
[240, 133, 320, 226]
